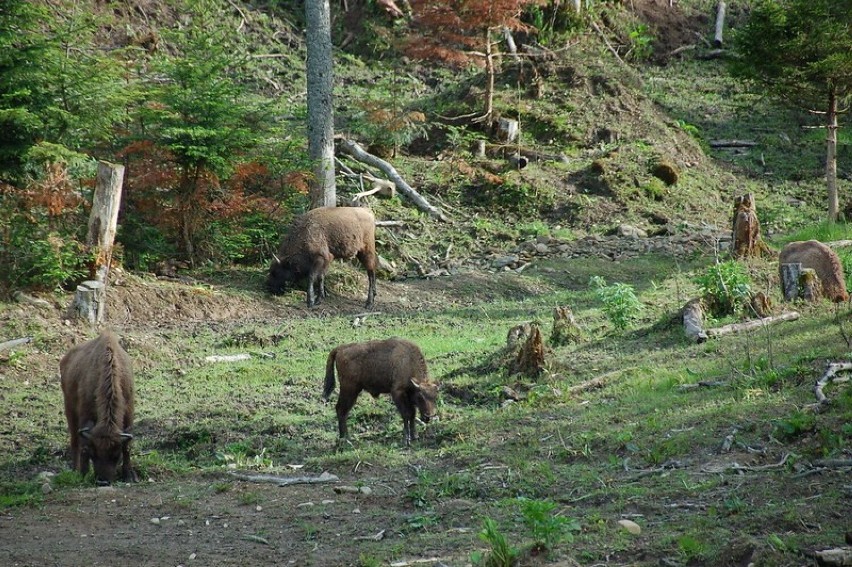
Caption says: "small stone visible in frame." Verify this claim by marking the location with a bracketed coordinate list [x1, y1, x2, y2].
[618, 519, 641, 535]
[150, 517, 161, 525]
[41, 483, 52, 495]
[35, 471, 55, 482]
[491, 255, 519, 269]
[255, 505, 262, 512]
[358, 486, 372, 496]
[189, 553, 197, 560]
[352, 508, 361, 514]
[321, 499, 335, 505]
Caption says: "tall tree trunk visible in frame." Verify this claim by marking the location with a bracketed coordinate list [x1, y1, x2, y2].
[826, 88, 839, 223]
[86, 161, 124, 284]
[306, 0, 336, 209]
[483, 26, 495, 123]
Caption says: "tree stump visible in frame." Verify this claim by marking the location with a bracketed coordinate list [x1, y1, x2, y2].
[494, 117, 519, 143]
[731, 193, 770, 259]
[682, 298, 708, 343]
[87, 161, 125, 284]
[71, 280, 106, 325]
[750, 291, 772, 318]
[780, 262, 802, 301]
[511, 324, 545, 377]
[800, 268, 822, 302]
[506, 322, 532, 350]
[551, 306, 583, 346]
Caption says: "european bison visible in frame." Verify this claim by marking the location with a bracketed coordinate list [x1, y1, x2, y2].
[60, 331, 136, 485]
[323, 338, 438, 446]
[267, 206, 378, 308]
[779, 240, 849, 303]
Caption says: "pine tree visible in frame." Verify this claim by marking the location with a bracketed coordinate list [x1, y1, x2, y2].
[731, 0, 852, 222]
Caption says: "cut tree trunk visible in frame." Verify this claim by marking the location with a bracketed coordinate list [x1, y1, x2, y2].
[683, 298, 708, 343]
[780, 262, 803, 301]
[336, 138, 448, 221]
[87, 161, 125, 284]
[551, 306, 583, 346]
[511, 323, 545, 377]
[713, 1, 726, 47]
[71, 280, 106, 325]
[731, 193, 770, 259]
[800, 268, 821, 302]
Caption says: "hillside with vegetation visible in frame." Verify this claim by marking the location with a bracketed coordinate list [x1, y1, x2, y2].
[1, 1, 850, 566]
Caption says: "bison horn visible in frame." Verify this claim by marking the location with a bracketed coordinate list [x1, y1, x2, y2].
[79, 427, 92, 439]
[271, 252, 281, 264]
[121, 432, 134, 442]
[411, 380, 423, 390]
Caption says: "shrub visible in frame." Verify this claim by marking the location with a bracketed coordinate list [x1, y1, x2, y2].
[590, 276, 643, 330]
[518, 498, 581, 551]
[694, 260, 752, 317]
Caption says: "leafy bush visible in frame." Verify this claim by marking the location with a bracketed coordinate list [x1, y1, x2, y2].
[471, 517, 519, 567]
[694, 261, 752, 317]
[518, 498, 581, 551]
[589, 276, 643, 330]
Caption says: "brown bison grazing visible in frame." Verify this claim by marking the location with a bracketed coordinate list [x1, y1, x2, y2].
[60, 331, 136, 485]
[267, 206, 378, 308]
[779, 240, 849, 303]
[323, 338, 439, 446]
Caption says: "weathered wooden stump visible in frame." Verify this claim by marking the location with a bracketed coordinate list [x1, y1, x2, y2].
[731, 193, 769, 259]
[780, 262, 803, 301]
[87, 161, 125, 284]
[800, 268, 821, 302]
[683, 298, 708, 343]
[551, 306, 583, 346]
[750, 291, 772, 318]
[71, 280, 106, 325]
[510, 324, 545, 377]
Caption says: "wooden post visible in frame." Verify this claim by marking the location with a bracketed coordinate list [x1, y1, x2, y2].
[714, 1, 726, 47]
[780, 262, 802, 301]
[72, 280, 106, 325]
[87, 161, 125, 284]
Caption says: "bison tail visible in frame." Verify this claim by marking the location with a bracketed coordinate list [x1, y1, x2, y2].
[323, 348, 338, 401]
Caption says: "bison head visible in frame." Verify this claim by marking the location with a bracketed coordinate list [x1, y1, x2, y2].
[412, 379, 439, 423]
[80, 427, 132, 485]
[267, 258, 302, 295]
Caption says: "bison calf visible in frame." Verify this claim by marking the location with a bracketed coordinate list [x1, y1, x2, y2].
[60, 331, 136, 485]
[323, 338, 438, 446]
[268, 206, 377, 308]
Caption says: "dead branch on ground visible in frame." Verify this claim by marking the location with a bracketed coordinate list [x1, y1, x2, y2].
[228, 470, 339, 486]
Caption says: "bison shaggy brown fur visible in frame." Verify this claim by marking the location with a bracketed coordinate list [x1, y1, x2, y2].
[267, 206, 377, 308]
[779, 240, 849, 303]
[60, 331, 136, 485]
[323, 338, 438, 446]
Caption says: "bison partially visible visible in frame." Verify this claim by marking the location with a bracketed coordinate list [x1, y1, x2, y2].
[267, 206, 378, 308]
[323, 338, 438, 446]
[60, 330, 136, 485]
[779, 240, 849, 303]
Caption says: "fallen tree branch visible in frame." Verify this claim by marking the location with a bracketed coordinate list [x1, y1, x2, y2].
[707, 453, 790, 474]
[709, 139, 757, 148]
[706, 311, 799, 337]
[205, 354, 252, 363]
[806, 361, 852, 412]
[678, 380, 727, 391]
[228, 470, 339, 486]
[337, 138, 449, 222]
[0, 337, 33, 352]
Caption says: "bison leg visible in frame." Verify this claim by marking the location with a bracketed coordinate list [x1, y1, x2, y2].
[336, 389, 360, 439]
[306, 256, 330, 307]
[392, 392, 416, 446]
[365, 269, 376, 309]
[121, 441, 136, 482]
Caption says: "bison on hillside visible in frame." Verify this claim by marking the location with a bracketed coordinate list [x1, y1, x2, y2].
[323, 338, 438, 446]
[60, 330, 136, 485]
[267, 206, 378, 308]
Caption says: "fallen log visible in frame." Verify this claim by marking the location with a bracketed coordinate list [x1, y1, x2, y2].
[205, 354, 252, 363]
[0, 337, 33, 352]
[706, 311, 799, 337]
[228, 470, 339, 486]
[709, 140, 757, 148]
[337, 138, 448, 222]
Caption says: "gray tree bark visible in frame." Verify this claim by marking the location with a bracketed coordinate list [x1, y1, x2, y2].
[306, 0, 336, 209]
[87, 161, 125, 284]
[826, 89, 839, 222]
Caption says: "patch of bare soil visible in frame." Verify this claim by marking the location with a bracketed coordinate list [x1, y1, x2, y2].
[630, 0, 712, 63]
